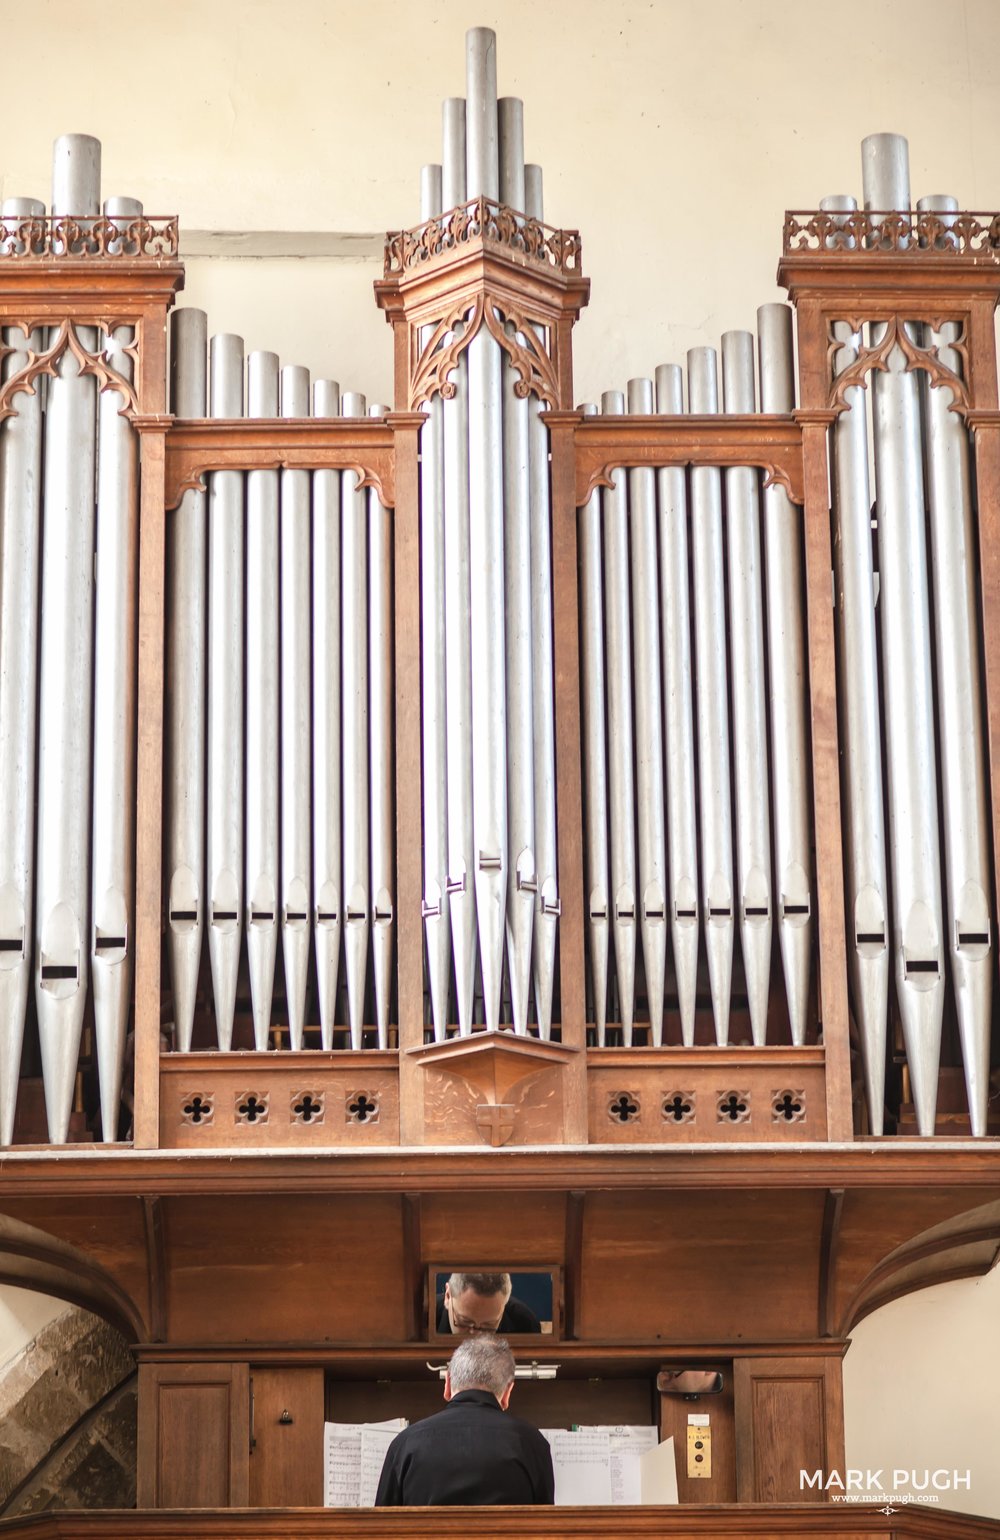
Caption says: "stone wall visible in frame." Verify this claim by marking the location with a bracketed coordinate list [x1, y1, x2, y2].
[0, 1304, 136, 1515]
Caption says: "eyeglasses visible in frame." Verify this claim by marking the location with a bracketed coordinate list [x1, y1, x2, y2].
[446, 1295, 504, 1333]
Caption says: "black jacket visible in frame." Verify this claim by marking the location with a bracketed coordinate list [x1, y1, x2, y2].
[435, 1294, 542, 1334]
[374, 1388, 555, 1506]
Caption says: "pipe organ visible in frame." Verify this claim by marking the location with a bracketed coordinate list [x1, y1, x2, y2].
[0, 31, 997, 1148]
[2, 22, 1000, 1524]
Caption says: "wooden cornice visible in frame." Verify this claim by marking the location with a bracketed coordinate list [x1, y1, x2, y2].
[155, 414, 425, 511]
[0, 1143, 998, 1198]
[554, 411, 806, 508]
[0, 1503, 998, 1540]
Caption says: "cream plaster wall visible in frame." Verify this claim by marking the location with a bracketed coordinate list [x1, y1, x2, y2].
[2, 0, 998, 402]
[1, 0, 999, 1515]
[0, 1285, 66, 1374]
[844, 1262, 1000, 1520]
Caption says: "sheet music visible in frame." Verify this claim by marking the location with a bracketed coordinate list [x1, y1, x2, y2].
[542, 1428, 613, 1505]
[541, 1426, 674, 1506]
[323, 1418, 408, 1507]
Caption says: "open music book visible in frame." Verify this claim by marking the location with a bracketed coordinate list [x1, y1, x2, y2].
[323, 1418, 409, 1507]
[541, 1425, 678, 1505]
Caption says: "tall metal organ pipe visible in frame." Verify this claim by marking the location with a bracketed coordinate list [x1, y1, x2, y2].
[92, 239, 140, 1137]
[369, 402, 395, 1048]
[207, 333, 246, 1051]
[0, 199, 45, 1145]
[526, 163, 559, 1039]
[687, 347, 734, 1044]
[654, 364, 699, 1045]
[756, 305, 813, 1045]
[824, 194, 889, 1133]
[245, 350, 280, 1047]
[918, 194, 993, 1135]
[342, 391, 370, 1047]
[280, 365, 313, 1048]
[465, 26, 507, 1032]
[312, 377, 343, 1049]
[721, 332, 773, 1045]
[863, 134, 945, 1135]
[627, 377, 667, 1045]
[498, 99, 536, 1036]
[35, 135, 101, 1141]
[418, 164, 451, 1042]
[441, 96, 476, 1035]
[166, 308, 208, 1054]
[601, 390, 637, 1043]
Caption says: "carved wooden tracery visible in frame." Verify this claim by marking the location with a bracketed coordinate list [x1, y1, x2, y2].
[825, 313, 970, 414]
[0, 317, 139, 423]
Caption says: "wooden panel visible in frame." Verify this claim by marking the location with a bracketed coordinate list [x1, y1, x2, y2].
[734, 1356, 844, 1504]
[580, 1191, 825, 1342]
[137, 1362, 249, 1507]
[250, 1367, 324, 1508]
[419, 1191, 568, 1262]
[164, 1194, 407, 1343]
[659, 1374, 736, 1503]
[159, 1053, 399, 1149]
[329, 1375, 655, 1434]
[587, 1052, 827, 1142]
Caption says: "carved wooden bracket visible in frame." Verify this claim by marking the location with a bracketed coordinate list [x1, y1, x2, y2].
[408, 1032, 578, 1147]
[557, 411, 807, 508]
[152, 414, 425, 511]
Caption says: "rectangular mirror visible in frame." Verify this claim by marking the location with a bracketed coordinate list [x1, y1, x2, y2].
[427, 1264, 560, 1342]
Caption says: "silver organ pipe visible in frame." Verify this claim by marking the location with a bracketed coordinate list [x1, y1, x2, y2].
[207, 333, 246, 1051]
[756, 305, 813, 1046]
[863, 134, 945, 1136]
[312, 377, 343, 1050]
[917, 196, 992, 1135]
[369, 402, 395, 1049]
[0, 199, 45, 1145]
[498, 99, 536, 1037]
[418, 164, 451, 1043]
[654, 364, 699, 1046]
[824, 194, 889, 1133]
[167, 308, 208, 1055]
[341, 390, 370, 1048]
[245, 350, 280, 1049]
[92, 199, 141, 1137]
[526, 163, 559, 1040]
[466, 26, 507, 1033]
[35, 135, 100, 1141]
[721, 332, 773, 1046]
[687, 347, 734, 1045]
[601, 390, 637, 1043]
[441, 95, 477, 1036]
[280, 365, 313, 1049]
[626, 376, 667, 1046]
[578, 403, 610, 1043]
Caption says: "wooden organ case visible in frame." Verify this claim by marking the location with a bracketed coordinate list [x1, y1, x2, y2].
[1, 36, 1000, 1540]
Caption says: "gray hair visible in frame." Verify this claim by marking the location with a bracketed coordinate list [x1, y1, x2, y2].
[448, 1271, 512, 1299]
[448, 1333, 516, 1397]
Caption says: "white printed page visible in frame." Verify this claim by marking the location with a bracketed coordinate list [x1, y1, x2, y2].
[323, 1419, 408, 1507]
[542, 1428, 613, 1505]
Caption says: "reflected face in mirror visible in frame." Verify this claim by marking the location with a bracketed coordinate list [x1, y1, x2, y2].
[444, 1280, 507, 1334]
[657, 1369, 724, 1396]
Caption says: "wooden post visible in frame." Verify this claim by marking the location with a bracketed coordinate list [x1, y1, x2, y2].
[391, 415, 426, 1144]
[549, 413, 588, 1143]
